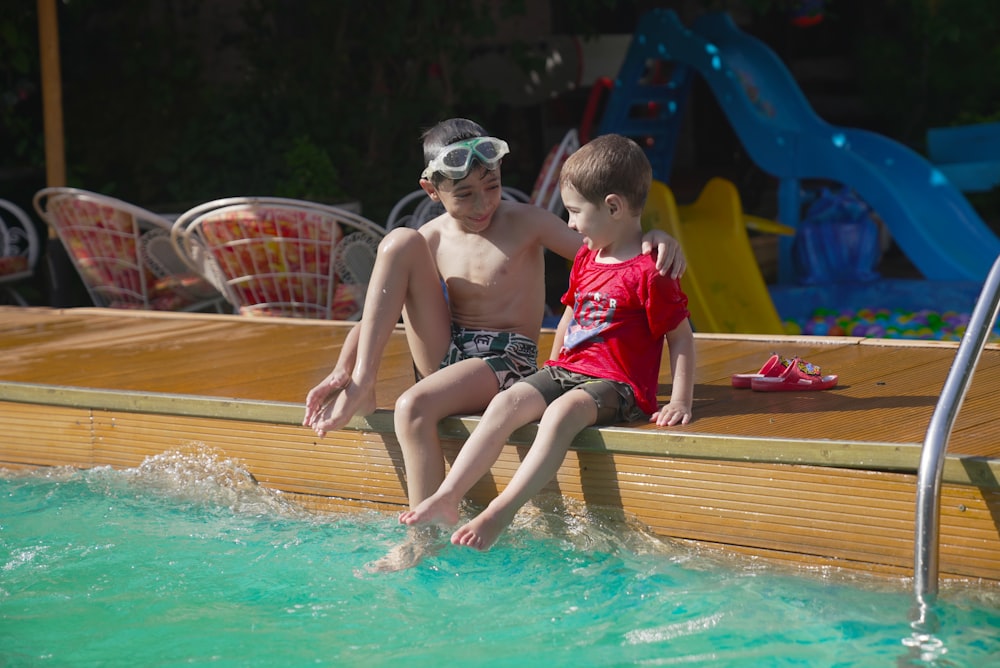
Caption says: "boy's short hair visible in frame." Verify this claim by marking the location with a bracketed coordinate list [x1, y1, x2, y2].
[421, 118, 489, 185]
[559, 134, 652, 214]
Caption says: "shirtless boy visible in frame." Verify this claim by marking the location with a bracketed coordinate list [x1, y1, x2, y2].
[302, 119, 685, 516]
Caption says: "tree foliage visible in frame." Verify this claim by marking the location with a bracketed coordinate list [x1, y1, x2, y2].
[4, 0, 999, 218]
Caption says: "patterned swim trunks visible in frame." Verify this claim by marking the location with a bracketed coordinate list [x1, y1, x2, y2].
[441, 324, 539, 390]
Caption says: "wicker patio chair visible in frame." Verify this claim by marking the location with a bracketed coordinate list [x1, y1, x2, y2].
[33, 187, 226, 312]
[171, 197, 385, 320]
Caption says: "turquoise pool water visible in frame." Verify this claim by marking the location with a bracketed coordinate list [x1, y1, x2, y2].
[3, 449, 999, 667]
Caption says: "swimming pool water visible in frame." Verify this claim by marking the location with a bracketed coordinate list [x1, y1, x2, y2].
[2, 450, 999, 667]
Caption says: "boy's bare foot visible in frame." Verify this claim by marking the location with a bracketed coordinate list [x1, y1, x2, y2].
[398, 493, 460, 528]
[311, 380, 376, 436]
[450, 507, 514, 552]
[362, 526, 441, 573]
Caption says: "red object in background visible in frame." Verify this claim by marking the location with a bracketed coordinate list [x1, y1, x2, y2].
[791, 0, 825, 28]
[579, 77, 613, 144]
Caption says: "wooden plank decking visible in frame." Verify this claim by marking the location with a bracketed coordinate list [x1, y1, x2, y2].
[2, 306, 999, 581]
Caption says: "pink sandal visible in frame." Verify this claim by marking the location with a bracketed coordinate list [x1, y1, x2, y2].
[731, 353, 791, 388]
[750, 357, 838, 392]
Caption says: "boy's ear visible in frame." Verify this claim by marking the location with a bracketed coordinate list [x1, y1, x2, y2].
[605, 193, 625, 217]
[419, 178, 440, 201]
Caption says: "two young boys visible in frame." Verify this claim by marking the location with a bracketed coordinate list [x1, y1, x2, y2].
[400, 133, 695, 550]
[302, 119, 692, 561]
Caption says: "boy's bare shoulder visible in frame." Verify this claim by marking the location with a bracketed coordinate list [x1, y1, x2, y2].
[419, 214, 447, 239]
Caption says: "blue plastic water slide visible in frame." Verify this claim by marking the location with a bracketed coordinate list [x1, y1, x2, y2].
[608, 9, 1000, 282]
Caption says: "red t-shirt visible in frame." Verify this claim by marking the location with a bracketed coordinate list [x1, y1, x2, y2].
[548, 246, 689, 415]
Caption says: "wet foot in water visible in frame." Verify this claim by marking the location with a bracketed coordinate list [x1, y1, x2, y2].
[362, 526, 442, 573]
[398, 492, 460, 528]
[451, 506, 515, 552]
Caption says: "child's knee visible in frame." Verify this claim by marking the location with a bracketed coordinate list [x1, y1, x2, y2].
[394, 388, 419, 421]
[484, 384, 533, 418]
[394, 385, 440, 425]
[548, 391, 598, 421]
[379, 227, 423, 256]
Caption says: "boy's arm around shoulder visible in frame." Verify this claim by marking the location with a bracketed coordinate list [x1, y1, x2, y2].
[641, 231, 687, 279]
[524, 204, 585, 260]
[652, 318, 695, 427]
[524, 202, 686, 278]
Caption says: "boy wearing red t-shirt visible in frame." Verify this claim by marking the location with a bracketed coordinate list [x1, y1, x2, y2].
[401, 134, 695, 551]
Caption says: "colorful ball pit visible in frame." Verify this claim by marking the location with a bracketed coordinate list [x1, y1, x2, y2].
[784, 307, 1000, 342]
[770, 279, 997, 343]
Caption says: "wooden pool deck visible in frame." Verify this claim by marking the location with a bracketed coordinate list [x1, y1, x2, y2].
[2, 306, 999, 582]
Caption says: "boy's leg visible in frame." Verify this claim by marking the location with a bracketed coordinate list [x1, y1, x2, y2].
[399, 381, 547, 524]
[366, 358, 514, 574]
[394, 358, 537, 508]
[452, 389, 598, 551]
[310, 228, 451, 434]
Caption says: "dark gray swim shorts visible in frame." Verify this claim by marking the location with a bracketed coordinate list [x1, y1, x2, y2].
[520, 366, 644, 425]
[440, 324, 539, 390]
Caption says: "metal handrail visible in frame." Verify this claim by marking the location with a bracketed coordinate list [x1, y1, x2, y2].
[914, 254, 1000, 609]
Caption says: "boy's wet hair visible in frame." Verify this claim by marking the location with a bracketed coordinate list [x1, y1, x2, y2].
[559, 134, 652, 214]
[421, 118, 489, 184]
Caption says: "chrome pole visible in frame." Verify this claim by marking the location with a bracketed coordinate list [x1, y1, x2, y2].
[914, 254, 1000, 605]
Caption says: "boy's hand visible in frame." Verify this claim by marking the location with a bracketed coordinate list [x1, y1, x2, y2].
[302, 368, 350, 428]
[650, 400, 692, 427]
[641, 230, 686, 279]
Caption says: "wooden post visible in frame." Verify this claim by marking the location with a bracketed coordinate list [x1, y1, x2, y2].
[35, 0, 81, 307]
[37, 0, 66, 191]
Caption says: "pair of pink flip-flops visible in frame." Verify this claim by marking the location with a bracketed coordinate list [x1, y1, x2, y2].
[731, 353, 838, 391]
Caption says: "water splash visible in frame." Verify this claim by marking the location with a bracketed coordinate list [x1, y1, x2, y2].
[117, 445, 305, 518]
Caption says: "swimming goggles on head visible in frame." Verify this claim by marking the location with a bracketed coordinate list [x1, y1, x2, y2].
[420, 136, 510, 180]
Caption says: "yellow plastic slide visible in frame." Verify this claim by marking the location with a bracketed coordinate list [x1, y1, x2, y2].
[641, 178, 785, 334]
